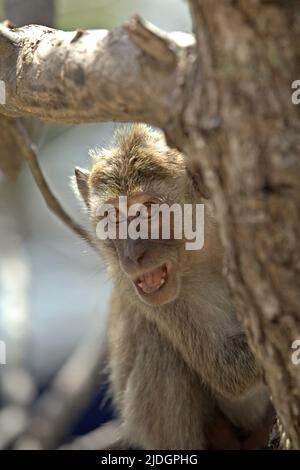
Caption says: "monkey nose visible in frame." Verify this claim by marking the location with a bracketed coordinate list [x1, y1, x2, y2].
[125, 245, 146, 265]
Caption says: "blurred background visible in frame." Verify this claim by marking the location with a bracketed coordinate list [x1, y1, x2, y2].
[0, 0, 191, 449]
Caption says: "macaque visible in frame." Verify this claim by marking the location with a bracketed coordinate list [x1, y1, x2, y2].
[73, 124, 273, 449]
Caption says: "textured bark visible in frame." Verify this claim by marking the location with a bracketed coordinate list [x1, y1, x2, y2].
[177, 0, 300, 449]
[0, 0, 55, 177]
[0, 0, 300, 448]
[0, 18, 193, 126]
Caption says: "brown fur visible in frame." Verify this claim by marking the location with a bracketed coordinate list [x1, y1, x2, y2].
[73, 124, 272, 449]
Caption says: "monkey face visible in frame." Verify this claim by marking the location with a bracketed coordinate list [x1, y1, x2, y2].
[101, 193, 183, 306]
[73, 125, 200, 306]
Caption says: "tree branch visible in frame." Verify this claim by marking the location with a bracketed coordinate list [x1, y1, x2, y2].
[0, 18, 194, 127]
[9, 118, 95, 247]
[0, 115, 23, 177]
[124, 14, 177, 65]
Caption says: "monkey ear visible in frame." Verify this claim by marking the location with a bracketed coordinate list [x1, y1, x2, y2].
[74, 166, 90, 207]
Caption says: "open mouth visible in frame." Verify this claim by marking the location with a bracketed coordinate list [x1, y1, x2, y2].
[134, 263, 169, 294]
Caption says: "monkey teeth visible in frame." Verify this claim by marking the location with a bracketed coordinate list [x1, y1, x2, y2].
[136, 265, 167, 294]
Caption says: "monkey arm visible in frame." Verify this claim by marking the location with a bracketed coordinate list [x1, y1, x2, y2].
[206, 333, 262, 399]
[155, 313, 262, 400]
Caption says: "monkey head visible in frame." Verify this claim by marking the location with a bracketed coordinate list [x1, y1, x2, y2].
[73, 124, 207, 306]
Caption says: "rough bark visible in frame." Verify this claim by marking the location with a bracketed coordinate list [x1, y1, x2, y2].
[0, 17, 193, 126]
[1, 0, 55, 177]
[178, 0, 300, 448]
[0, 0, 300, 448]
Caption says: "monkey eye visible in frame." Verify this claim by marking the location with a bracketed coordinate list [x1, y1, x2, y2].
[142, 202, 160, 220]
[135, 202, 158, 220]
[107, 207, 127, 224]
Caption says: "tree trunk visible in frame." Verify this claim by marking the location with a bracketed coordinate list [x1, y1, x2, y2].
[175, 0, 300, 448]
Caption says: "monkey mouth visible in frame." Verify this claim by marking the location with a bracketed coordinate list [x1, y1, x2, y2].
[134, 263, 169, 294]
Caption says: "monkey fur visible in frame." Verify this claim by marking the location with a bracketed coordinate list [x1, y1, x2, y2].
[73, 124, 273, 450]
